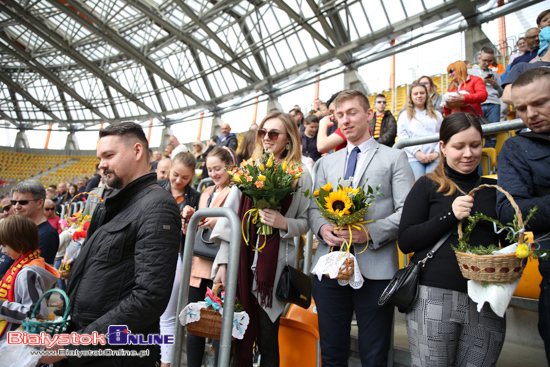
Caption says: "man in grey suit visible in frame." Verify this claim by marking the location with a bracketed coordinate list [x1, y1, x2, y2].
[309, 90, 415, 367]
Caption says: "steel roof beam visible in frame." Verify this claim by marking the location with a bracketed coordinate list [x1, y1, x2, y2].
[0, 70, 64, 126]
[171, 0, 260, 83]
[48, 0, 204, 105]
[0, 34, 110, 122]
[103, 82, 120, 120]
[8, 89, 23, 122]
[146, 70, 167, 114]
[1, 0, 161, 121]
[187, 46, 216, 101]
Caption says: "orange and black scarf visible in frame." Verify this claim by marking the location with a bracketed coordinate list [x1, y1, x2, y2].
[0, 249, 41, 337]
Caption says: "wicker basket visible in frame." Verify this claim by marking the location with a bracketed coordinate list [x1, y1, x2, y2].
[455, 184, 526, 283]
[186, 284, 233, 340]
[58, 263, 71, 280]
[22, 289, 70, 336]
[325, 250, 354, 280]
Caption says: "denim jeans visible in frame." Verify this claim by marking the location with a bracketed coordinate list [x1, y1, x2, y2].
[481, 104, 501, 123]
[409, 160, 439, 181]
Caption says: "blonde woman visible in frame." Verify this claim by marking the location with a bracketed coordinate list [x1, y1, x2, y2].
[398, 83, 443, 179]
[212, 112, 311, 367]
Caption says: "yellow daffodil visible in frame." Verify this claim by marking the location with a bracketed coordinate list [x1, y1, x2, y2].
[267, 155, 273, 168]
[516, 243, 530, 258]
[282, 161, 287, 171]
[258, 175, 266, 181]
[324, 190, 352, 216]
[321, 182, 332, 192]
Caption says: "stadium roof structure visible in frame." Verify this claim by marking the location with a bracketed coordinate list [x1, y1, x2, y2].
[0, 0, 541, 133]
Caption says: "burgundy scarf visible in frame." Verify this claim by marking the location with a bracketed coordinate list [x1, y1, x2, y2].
[236, 193, 293, 367]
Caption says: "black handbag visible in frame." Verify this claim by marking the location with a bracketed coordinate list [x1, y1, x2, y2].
[275, 242, 312, 309]
[378, 230, 452, 313]
[466, 104, 491, 125]
[276, 265, 312, 309]
[193, 227, 220, 260]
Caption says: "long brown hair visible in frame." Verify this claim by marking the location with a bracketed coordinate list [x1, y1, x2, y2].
[253, 112, 302, 165]
[426, 112, 483, 196]
[406, 84, 438, 120]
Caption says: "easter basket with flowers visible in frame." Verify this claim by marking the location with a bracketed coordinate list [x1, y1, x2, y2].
[453, 184, 538, 283]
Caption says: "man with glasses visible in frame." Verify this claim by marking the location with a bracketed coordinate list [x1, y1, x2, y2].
[11, 180, 59, 265]
[502, 27, 541, 80]
[369, 93, 397, 147]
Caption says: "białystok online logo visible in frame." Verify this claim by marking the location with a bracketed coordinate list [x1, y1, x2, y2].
[7, 325, 174, 347]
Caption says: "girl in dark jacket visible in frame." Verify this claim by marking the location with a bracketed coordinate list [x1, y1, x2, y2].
[158, 151, 200, 366]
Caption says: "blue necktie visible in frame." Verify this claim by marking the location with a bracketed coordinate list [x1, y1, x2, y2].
[345, 147, 360, 180]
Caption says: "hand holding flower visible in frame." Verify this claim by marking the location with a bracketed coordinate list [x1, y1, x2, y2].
[259, 209, 288, 231]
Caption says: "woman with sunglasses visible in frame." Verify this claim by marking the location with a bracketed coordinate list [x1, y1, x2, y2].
[43, 199, 61, 234]
[444, 61, 488, 117]
[212, 112, 312, 367]
[398, 83, 443, 179]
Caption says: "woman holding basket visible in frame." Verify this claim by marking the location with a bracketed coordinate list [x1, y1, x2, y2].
[398, 112, 507, 367]
[211, 112, 311, 367]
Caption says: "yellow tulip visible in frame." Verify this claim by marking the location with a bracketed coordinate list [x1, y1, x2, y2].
[259, 163, 265, 172]
[313, 189, 319, 196]
[267, 155, 273, 168]
[321, 182, 332, 192]
[233, 175, 241, 183]
[516, 243, 530, 258]
[282, 161, 287, 171]
[294, 173, 301, 179]
[258, 175, 266, 181]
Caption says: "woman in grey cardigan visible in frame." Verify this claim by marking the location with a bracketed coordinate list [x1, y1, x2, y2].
[211, 111, 311, 367]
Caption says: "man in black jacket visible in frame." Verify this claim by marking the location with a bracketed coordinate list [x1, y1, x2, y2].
[368, 94, 397, 147]
[40, 122, 181, 366]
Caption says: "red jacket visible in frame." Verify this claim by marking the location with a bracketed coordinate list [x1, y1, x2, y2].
[444, 75, 488, 117]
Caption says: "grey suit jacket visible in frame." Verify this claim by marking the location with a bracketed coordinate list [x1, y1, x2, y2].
[309, 140, 414, 280]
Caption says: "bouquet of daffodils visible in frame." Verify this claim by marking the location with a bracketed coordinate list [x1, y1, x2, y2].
[228, 153, 303, 250]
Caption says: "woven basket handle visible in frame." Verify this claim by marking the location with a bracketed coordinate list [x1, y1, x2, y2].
[457, 184, 524, 245]
[213, 283, 223, 298]
[31, 288, 71, 322]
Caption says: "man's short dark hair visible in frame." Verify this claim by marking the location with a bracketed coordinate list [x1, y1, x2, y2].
[537, 10, 550, 27]
[326, 91, 342, 108]
[289, 108, 303, 116]
[304, 114, 320, 125]
[11, 179, 46, 201]
[99, 121, 149, 151]
[512, 67, 550, 89]
[375, 94, 386, 100]
[211, 135, 219, 144]
[480, 46, 495, 55]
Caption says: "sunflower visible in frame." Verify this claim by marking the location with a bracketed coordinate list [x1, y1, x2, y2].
[324, 190, 353, 216]
[342, 186, 359, 196]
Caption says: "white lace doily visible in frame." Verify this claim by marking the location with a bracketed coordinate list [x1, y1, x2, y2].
[311, 251, 364, 289]
[179, 301, 250, 340]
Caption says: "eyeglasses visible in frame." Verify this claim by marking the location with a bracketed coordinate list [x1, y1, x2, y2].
[44, 207, 55, 211]
[448, 69, 455, 74]
[525, 35, 539, 39]
[10, 199, 39, 206]
[257, 129, 286, 140]
[376, 101, 387, 104]
[2, 205, 11, 213]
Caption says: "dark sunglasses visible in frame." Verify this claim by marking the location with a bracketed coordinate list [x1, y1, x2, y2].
[257, 129, 286, 140]
[11, 199, 39, 206]
[376, 101, 387, 104]
[448, 69, 455, 74]
[45, 207, 55, 211]
[2, 205, 11, 213]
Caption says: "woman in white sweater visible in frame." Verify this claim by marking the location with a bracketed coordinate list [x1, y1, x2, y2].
[398, 83, 443, 180]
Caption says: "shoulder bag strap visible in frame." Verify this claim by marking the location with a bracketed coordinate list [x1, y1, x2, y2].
[416, 229, 453, 267]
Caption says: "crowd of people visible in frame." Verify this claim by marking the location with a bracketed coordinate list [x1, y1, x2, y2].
[0, 8, 548, 367]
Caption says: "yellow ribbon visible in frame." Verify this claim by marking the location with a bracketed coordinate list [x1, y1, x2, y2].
[334, 220, 372, 256]
[241, 208, 267, 251]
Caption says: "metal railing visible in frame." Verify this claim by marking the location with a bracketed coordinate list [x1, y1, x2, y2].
[171, 207, 242, 367]
[392, 119, 525, 150]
